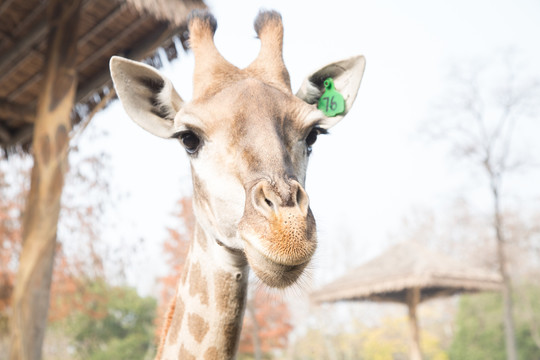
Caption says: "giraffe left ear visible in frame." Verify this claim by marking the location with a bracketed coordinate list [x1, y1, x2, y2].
[110, 56, 184, 138]
[296, 55, 366, 129]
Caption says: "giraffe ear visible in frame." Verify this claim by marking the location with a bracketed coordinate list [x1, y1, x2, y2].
[110, 56, 184, 138]
[296, 55, 365, 129]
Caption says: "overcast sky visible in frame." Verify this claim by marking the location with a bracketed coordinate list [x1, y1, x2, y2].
[85, 0, 540, 294]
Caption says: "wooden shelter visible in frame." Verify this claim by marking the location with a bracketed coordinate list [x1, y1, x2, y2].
[0, 0, 205, 152]
[0, 0, 205, 359]
[311, 241, 503, 360]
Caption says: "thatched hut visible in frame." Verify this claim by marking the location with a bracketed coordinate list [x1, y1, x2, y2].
[0, 1, 205, 358]
[311, 241, 503, 360]
[0, 0, 205, 152]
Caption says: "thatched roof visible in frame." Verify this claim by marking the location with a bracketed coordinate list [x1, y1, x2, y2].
[0, 0, 206, 154]
[311, 241, 503, 304]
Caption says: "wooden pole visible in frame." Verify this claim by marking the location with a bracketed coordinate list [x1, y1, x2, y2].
[406, 287, 423, 360]
[9, 1, 81, 359]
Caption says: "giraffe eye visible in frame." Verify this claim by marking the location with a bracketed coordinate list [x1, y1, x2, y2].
[179, 131, 201, 154]
[305, 127, 327, 155]
[306, 129, 319, 147]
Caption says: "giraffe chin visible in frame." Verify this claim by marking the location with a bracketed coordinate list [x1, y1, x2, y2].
[243, 241, 311, 288]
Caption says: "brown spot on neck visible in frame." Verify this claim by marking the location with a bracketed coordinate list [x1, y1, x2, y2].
[187, 313, 209, 343]
[188, 262, 209, 305]
[203, 346, 219, 360]
[213, 270, 247, 357]
[214, 271, 234, 313]
[178, 345, 196, 360]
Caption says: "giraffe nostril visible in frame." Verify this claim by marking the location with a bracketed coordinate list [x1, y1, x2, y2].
[264, 198, 273, 208]
[252, 181, 278, 218]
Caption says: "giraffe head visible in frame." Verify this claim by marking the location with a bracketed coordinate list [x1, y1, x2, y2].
[110, 10, 365, 288]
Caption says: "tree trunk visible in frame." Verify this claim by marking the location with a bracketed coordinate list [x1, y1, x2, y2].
[9, 1, 81, 359]
[406, 287, 423, 360]
[491, 181, 518, 360]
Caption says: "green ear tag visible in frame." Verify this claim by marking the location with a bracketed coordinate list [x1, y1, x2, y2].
[317, 78, 345, 117]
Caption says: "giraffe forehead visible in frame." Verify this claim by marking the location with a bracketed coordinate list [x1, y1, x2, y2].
[189, 78, 307, 136]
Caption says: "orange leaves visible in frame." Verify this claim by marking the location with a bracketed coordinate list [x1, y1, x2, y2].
[239, 287, 293, 355]
[48, 251, 108, 323]
[156, 197, 193, 340]
[0, 162, 26, 314]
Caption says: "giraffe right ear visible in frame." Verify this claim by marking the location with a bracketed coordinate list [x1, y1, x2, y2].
[110, 56, 184, 138]
[296, 55, 365, 129]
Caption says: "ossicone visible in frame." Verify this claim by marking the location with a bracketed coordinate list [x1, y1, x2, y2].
[247, 10, 291, 93]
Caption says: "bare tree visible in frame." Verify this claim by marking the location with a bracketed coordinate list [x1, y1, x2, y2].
[425, 51, 540, 360]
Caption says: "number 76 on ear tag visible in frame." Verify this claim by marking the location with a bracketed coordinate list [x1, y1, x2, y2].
[317, 78, 345, 117]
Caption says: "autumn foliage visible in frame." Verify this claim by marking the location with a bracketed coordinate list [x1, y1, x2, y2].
[240, 287, 292, 355]
[0, 165, 24, 322]
[156, 197, 193, 339]
[0, 159, 30, 335]
[48, 251, 108, 323]
[0, 151, 110, 332]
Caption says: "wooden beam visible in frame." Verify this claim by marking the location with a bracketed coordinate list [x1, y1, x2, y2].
[77, 15, 149, 71]
[0, 0, 95, 83]
[75, 22, 172, 104]
[0, 0, 46, 51]
[0, 0, 17, 18]
[0, 99, 35, 123]
[6, 124, 33, 147]
[0, 29, 13, 46]
[76, 71, 113, 105]
[78, 4, 124, 45]
[17, 21, 174, 110]
[0, 19, 46, 80]
[4, 5, 182, 122]
[0, 123, 10, 143]
[9, 1, 82, 359]
[5, 2, 131, 103]
[6, 66, 42, 101]
[126, 23, 178, 60]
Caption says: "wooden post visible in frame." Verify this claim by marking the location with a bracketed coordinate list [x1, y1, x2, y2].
[406, 287, 423, 360]
[9, 1, 81, 359]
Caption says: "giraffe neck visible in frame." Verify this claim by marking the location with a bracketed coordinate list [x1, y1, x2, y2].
[158, 223, 249, 360]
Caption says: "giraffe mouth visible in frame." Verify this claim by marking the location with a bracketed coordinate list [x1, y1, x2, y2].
[243, 240, 311, 288]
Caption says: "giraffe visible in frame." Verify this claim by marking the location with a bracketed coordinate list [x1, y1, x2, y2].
[110, 10, 365, 360]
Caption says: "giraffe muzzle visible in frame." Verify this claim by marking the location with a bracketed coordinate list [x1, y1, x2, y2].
[238, 179, 317, 288]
